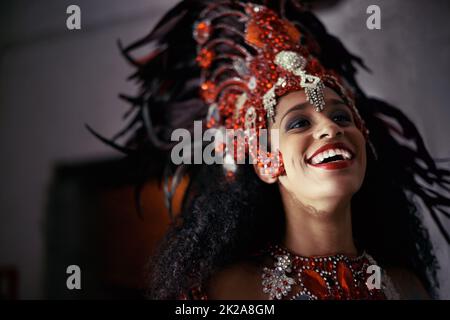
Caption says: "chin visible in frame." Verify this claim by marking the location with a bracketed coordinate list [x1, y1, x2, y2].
[311, 181, 361, 199]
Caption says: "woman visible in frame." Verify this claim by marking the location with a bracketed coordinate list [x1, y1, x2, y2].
[90, 0, 450, 299]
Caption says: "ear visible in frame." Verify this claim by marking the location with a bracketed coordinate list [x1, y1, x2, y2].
[252, 163, 279, 184]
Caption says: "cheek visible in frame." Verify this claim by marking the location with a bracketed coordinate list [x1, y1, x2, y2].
[351, 130, 368, 179]
[279, 135, 308, 177]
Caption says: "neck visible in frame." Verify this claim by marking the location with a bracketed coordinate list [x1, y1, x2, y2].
[280, 189, 357, 257]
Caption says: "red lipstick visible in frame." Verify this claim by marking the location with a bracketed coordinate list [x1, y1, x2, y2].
[306, 142, 355, 170]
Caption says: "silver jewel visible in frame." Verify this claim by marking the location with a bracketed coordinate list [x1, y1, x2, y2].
[263, 51, 326, 120]
[245, 106, 256, 129]
[248, 76, 257, 91]
[206, 103, 220, 124]
[274, 51, 307, 72]
[262, 254, 296, 300]
[223, 149, 237, 173]
[234, 93, 247, 120]
[262, 77, 285, 122]
[305, 80, 326, 112]
[253, 5, 261, 12]
[233, 58, 250, 77]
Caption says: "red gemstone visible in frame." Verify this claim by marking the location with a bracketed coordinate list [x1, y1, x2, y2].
[200, 81, 216, 103]
[196, 48, 214, 68]
[337, 261, 355, 297]
[193, 21, 211, 45]
[301, 270, 328, 299]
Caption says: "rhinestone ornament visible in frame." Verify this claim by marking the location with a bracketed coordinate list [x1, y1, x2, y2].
[262, 244, 398, 300]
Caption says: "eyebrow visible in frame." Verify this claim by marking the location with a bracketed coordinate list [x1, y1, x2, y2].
[278, 98, 347, 125]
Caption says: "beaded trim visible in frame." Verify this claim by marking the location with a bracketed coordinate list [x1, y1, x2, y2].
[262, 244, 398, 300]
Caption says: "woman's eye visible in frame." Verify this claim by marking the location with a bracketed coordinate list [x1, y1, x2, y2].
[288, 119, 310, 130]
[333, 113, 352, 123]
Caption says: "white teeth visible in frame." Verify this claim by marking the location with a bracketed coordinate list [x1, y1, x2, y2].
[317, 154, 324, 164]
[309, 148, 353, 165]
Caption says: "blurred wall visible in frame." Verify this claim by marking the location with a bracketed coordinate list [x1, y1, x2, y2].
[0, 0, 179, 299]
[0, 0, 449, 299]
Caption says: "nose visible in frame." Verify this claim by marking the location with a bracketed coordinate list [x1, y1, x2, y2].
[313, 119, 344, 140]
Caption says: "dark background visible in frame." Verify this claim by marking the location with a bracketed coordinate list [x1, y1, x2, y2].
[0, 0, 449, 299]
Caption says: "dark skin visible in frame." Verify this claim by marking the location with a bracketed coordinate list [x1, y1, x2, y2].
[206, 88, 430, 300]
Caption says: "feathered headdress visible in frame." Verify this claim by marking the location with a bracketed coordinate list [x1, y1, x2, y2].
[87, 0, 450, 248]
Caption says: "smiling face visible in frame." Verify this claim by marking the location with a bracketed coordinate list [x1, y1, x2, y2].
[262, 87, 367, 210]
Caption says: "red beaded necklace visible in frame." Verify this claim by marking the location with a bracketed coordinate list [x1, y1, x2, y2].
[261, 244, 390, 300]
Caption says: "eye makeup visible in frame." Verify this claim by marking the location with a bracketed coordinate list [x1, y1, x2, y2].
[283, 103, 354, 133]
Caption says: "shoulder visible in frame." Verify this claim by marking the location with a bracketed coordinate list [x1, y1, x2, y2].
[385, 267, 431, 300]
[205, 259, 269, 300]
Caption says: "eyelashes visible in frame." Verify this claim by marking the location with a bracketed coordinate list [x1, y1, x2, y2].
[287, 118, 309, 130]
[333, 113, 353, 123]
[285, 111, 353, 131]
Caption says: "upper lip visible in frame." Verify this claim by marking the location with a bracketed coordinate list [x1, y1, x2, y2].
[306, 142, 355, 163]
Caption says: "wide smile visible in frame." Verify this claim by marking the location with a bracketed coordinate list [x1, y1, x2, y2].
[306, 142, 355, 171]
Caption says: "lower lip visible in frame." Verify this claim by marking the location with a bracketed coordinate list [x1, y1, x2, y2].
[307, 158, 353, 170]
